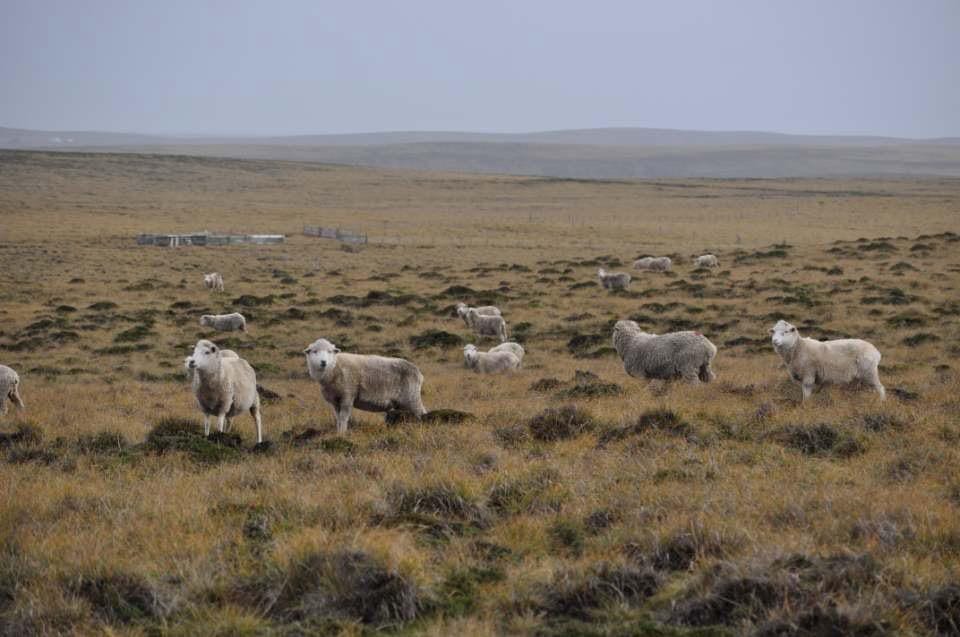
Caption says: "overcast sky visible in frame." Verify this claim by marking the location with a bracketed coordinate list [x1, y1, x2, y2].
[1, 0, 957, 137]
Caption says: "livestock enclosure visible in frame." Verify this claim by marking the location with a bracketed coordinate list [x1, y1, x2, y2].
[1, 150, 959, 635]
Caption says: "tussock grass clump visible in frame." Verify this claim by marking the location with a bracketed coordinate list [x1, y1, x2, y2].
[528, 405, 595, 442]
[628, 523, 740, 572]
[266, 550, 420, 626]
[409, 329, 463, 350]
[75, 430, 128, 455]
[487, 467, 564, 516]
[0, 422, 42, 447]
[233, 294, 274, 307]
[69, 572, 161, 625]
[902, 332, 940, 347]
[432, 566, 505, 617]
[598, 408, 695, 445]
[554, 370, 623, 399]
[775, 423, 865, 458]
[113, 324, 154, 343]
[383, 482, 489, 537]
[144, 418, 242, 464]
[530, 377, 562, 392]
[535, 563, 661, 621]
[907, 584, 960, 635]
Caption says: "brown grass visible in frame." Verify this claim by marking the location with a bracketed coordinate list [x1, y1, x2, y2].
[0, 150, 959, 634]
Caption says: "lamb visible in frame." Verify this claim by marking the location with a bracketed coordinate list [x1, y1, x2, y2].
[463, 308, 508, 342]
[633, 256, 672, 272]
[0, 365, 24, 415]
[456, 302, 501, 327]
[694, 254, 719, 268]
[770, 319, 884, 401]
[597, 268, 631, 290]
[463, 345, 521, 374]
[304, 338, 427, 434]
[200, 313, 247, 332]
[203, 272, 224, 293]
[185, 340, 263, 443]
[612, 320, 717, 383]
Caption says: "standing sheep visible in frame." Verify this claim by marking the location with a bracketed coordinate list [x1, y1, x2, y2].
[464, 308, 508, 342]
[0, 365, 24, 415]
[597, 268, 631, 291]
[456, 302, 501, 327]
[203, 272, 225, 293]
[463, 345, 521, 374]
[694, 254, 719, 268]
[770, 320, 885, 402]
[612, 320, 717, 383]
[304, 338, 427, 434]
[633, 256, 672, 272]
[200, 313, 247, 332]
[185, 340, 263, 443]
[490, 341, 525, 364]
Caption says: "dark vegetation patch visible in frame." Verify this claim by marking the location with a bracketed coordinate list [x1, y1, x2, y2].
[528, 405, 595, 442]
[95, 343, 153, 355]
[902, 332, 940, 347]
[431, 566, 505, 617]
[113, 324, 155, 343]
[409, 329, 463, 350]
[55, 305, 77, 313]
[530, 377, 562, 392]
[861, 288, 916, 305]
[380, 483, 490, 538]
[255, 384, 282, 403]
[774, 423, 865, 458]
[566, 332, 606, 357]
[511, 321, 534, 343]
[88, 301, 118, 311]
[75, 431, 128, 455]
[0, 423, 42, 447]
[891, 387, 920, 401]
[384, 408, 474, 426]
[69, 572, 160, 625]
[535, 563, 661, 621]
[886, 312, 928, 328]
[598, 409, 695, 445]
[233, 294, 274, 307]
[143, 418, 242, 464]
[858, 240, 897, 252]
[905, 583, 960, 635]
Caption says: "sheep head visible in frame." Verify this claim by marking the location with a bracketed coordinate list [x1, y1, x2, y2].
[187, 339, 222, 372]
[770, 320, 800, 352]
[304, 338, 340, 379]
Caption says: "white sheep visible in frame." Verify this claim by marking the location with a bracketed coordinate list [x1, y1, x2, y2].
[304, 338, 427, 434]
[770, 320, 884, 401]
[183, 349, 237, 377]
[185, 340, 263, 442]
[463, 345, 521, 374]
[612, 320, 717, 383]
[633, 256, 672, 272]
[694, 254, 719, 268]
[456, 302, 501, 327]
[463, 308, 508, 342]
[203, 272, 224, 293]
[597, 268, 631, 290]
[490, 341, 525, 364]
[200, 313, 247, 332]
[0, 365, 24, 414]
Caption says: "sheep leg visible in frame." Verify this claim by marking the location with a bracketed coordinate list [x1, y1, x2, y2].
[203, 415, 211, 437]
[9, 387, 24, 411]
[335, 403, 352, 435]
[863, 369, 886, 400]
[801, 377, 816, 402]
[250, 403, 262, 444]
[217, 414, 227, 433]
[0, 396, 6, 415]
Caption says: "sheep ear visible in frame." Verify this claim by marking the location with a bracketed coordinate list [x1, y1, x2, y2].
[333, 348, 341, 354]
[302, 347, 311, 354]
[768, 328, 775, 334]
[210, 345, 217, 352]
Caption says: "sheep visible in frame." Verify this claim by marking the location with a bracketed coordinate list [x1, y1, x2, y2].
[200, 313, 247, 332]
[456, 302, 501, 327]
[612, 320, 717, 383]
[463, 345, 521, 374]
[769, 319, 884, 401]
[0, 365, 24, 415]
[183, 349, 237, 377]
[490, 341, 525, 364]
[597, 268, 631, 290]
[304, 338, 427, 434]
[633, 256, 672, 272]
[694, 254, 719, 268]
[203, 272, 224, 293]
[464, 308, 508, 342]
[185, 340, 263, 443]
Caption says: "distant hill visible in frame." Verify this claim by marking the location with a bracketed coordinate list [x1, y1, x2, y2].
[2, 126, 959, 178]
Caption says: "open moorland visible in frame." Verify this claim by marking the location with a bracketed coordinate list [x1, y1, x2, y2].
[1, 150, 959, 635]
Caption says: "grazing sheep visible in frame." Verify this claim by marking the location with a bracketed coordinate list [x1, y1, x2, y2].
[200, 313, 247, 332]
[770, 319, 884, 401]
[633, 256, 672, 272]
[185, 340, 263, 443]
[612, 320, 717, 383]
[490, 341, 525, 364]
[597, 268, 631, 291]
[0, 365, 24, 414]
[694, 254, 719, 268]
[463, 345, 521, 374]
[456, 302, 501, 327]
[464, 308, 508, 342]
[203, 272, 224, 293]
[304, 338, 427, 434]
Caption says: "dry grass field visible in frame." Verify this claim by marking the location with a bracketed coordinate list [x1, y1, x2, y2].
[1, 150, 959, 635]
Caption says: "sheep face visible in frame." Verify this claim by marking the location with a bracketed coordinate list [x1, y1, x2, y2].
[199, 315, 213, 327]
[187, 339, 222, 372]
[463, 348, 479, 367]
[770, 320, 800, 352]
[456, 303, 468, 318]
[304, 338, 340, 378]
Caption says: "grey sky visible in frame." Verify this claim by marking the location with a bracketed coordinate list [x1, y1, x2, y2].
[1, 0, 957, 137]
